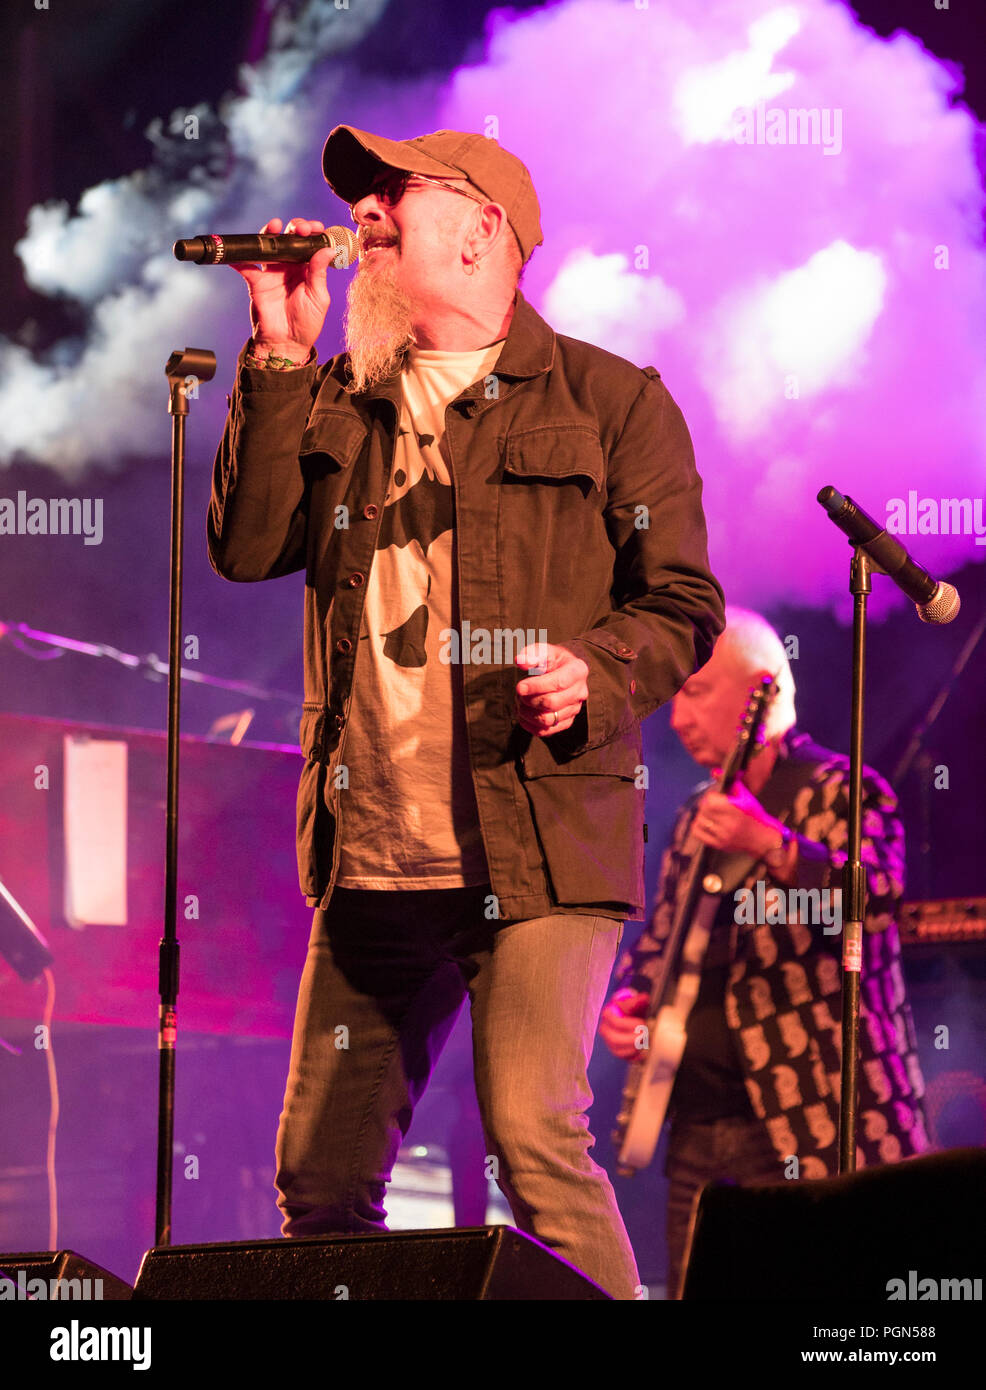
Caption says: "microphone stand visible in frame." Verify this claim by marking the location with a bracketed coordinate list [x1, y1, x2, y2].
[156, 349, 215, 1246]
[839, 546, 870, 1174]
[819, 487, 962, 1172]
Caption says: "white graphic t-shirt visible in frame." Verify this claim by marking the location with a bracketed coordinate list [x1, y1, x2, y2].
[333, 336, 506, 888]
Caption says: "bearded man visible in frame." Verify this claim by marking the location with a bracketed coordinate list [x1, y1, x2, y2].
[206, 125, 725, 1299]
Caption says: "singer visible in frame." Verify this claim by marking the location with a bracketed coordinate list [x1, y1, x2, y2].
[206, 124, 725, 1299]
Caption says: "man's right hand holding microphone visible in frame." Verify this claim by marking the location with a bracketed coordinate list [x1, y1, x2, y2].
[231, 217, 335, 365]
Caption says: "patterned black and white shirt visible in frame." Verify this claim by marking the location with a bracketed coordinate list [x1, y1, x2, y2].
[614, 728, 931, 1176]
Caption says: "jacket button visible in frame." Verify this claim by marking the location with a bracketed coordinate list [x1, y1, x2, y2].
[335, 638, 353, 654]
[362, 504, 378, 519]
[347, 572, 365, 587]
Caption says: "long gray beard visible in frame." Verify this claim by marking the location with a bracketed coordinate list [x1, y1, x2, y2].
[342, 262, 415, 394]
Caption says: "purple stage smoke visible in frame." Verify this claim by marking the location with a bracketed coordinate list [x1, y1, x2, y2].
[3, 0, 984, 613]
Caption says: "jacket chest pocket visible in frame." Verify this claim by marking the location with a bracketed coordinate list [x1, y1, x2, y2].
[501, 426, 605, 494]
[299, 410, 367, 479]
[498, 426, 609, 600]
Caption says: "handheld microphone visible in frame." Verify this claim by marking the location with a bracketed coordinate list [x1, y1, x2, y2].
[173, 226, 359, 266]
[817, 485, 960, 624]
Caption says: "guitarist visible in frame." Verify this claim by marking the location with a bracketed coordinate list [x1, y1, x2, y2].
[599, 608, 930, 1298]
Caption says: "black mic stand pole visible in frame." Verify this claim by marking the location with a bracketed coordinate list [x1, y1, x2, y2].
[819, 485, 962, 1172]
[839, 545, 871, 1175]
[157, 348, 216, 1246]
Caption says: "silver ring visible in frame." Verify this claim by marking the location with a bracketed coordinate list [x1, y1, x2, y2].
[551, 711, 558, 726]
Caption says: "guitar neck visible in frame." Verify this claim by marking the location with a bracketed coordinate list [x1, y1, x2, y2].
[644, 678, 774, 1014]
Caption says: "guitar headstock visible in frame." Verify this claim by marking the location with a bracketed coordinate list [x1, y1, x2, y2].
[718, 673, 779, 786]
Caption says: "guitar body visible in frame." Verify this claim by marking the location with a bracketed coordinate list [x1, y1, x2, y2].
[615, 889, 720, 1173]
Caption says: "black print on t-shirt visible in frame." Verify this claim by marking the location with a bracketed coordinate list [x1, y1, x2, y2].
[374, 455, 453, 669]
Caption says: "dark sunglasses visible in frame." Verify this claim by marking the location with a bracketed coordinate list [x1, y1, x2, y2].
[349, 170, 486, 222]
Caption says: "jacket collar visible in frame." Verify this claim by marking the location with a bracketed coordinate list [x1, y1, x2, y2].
[485, 288, 556, 380]
[355, 288, 555, 408]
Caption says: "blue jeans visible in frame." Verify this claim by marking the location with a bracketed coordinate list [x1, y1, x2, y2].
[274, 884, 640, 1299]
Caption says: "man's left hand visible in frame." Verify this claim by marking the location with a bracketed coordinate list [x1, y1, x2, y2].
[515, 644, 589, 737]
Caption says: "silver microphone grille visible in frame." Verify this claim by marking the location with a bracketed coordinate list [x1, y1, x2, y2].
[325, 225, 359, 264]
[917, 582, 961, 625]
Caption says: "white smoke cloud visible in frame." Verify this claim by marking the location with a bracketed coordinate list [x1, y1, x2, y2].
[542, 249, 685, 364]
[672, 4, 800, 144]
[3, 0, 390, 479]
[701, 239, 888, 440]
[438, 0, 986, 610]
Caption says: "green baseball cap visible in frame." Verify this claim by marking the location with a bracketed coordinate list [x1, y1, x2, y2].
[322, 125, 544, 264]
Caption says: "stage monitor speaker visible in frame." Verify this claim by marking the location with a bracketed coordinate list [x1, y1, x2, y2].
[133, 1225, 610, 1300]
[681, 1146, 986, 1300]
[0, 1250, 133, 1300]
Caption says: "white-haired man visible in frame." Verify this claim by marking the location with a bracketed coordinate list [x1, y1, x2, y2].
[600, 608, 929, 1298]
